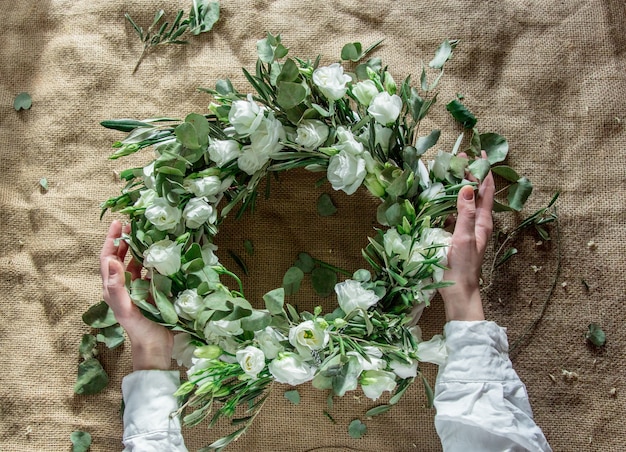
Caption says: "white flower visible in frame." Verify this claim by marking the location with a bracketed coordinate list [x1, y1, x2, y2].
[289, 320, 329, 356]
[294, 119, 329, 149]
[255, 326, 286, 359]
[347, 346, 385, 371]
[236, 346, 266, 379]
[172, 333, 196, 367]
[268, 352, 316, 386]
[228, 94, 265, 136]
[368, 92, 402, 125]
[327, 150, 367, 195]
[417, 334, 447, 366]
[372, 124, 394, 153]
[360, 370, 397, 400]
[417, 159, 431, 188]
[201, 243, 219, 266]
[143, 162, 156, 190]
[144, 198, 181, 232]
[419, 182, 445, 203]
[389, 358, 418, 379]
[312, 63, 352, 101]
[335, 126, 364, 155]
[182, 197, 216, 229]
[204, 319, 243, 337]
[352, 80, 379, 106]
[174, 289, 205, 320]
[134, 188, 157, 209]
[143, 239, 183, 276]
[183, 175, 229, 199]
[334, 279, 381, 314]
[383, 228, 411, 261]
[207, 139, 241, 167]
[238, 113, 285, 175]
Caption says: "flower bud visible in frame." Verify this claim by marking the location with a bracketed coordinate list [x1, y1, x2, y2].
[194, 344, 223, 359]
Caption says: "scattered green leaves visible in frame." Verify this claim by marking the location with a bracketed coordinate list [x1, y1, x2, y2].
[74, 358, 109, 395]
[585, 323, 606, 347]
[39, 177, 49, 192]
[282, 266, 304, 295]
[284, 390, 300, 404]
[13, 92, 32, 110]
[317, 193, 337, 216]
[348, 419, 367, 439]
[446, 99, 477, 129]
[244, 239, 254, 256]
[70, 430, 92, 452]
[311, 267, 337, 297]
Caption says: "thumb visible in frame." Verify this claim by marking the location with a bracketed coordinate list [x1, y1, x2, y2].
[105, 258, 126, 289]
[454, 185, 477, 238]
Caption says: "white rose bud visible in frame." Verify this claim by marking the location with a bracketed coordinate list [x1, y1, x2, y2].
[228, 94, 265, 136]
[134, 188, 157, 209]
[142, 162, 156, 190]
[183, 175, 222, 198]
[205, 319, 243, 338]
[174, 289, 205, 320]
[238, 113, 285, 175]
[144, 198, 181, 232]
[255, 326, 286, 359]
[182, 198, 216, 229]
[312, 63, 352, 101]
[236, 346, 266, 379]
[294, 119, 329, 149]
[201, 243, 219, 266]
[172, 333, 196, 367]
[143, 239, 183, 276]
[352, 80, 379, 106]
[383, 228, 411, 260]
[268, 352, 316, 386]
[207, 139, 241, 167]
[334, 279, 380, 314]
[327, 150, 367, 195]
[368, 92, 402, 125]
[360, 370, 397, 400]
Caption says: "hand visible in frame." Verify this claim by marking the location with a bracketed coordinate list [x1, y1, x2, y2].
[438, 152, 494, 321]
[100, 220, 174, 371]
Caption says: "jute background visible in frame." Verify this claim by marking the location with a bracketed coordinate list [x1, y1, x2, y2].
[1, 0, 625, 450]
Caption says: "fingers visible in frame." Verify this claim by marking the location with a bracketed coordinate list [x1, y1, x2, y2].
[116, 223, 131, 261]
[127, 257, 143, 281]
[453, 185, 477, 246]
[475, 151, 495, 253]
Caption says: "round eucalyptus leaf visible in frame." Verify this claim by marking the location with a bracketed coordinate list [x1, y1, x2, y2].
[311, 267, 337, 297]
[70, 430, 92, 452]
[13, 92, 32, 110]
[348, 419, 367, 439]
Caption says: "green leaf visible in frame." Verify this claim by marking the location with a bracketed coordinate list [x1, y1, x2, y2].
[348, 419, 367, 439]
[284, 390, 301, 405]
[263, 287, 285, 315]
[317, 193, 337, 216]
[507, 177, 533, 211]
[175, 122, 200, 150]
[185, 113, 210, 147]
[227, 250, 248, 275]
[276, 82, 307, 109]
[153, 289, 179, 324]
[202, 426, 246, 451]
[78, 334, 97, 359]
[468, 158, 490, 181]
[480, 133, 509, 164]
[215, 78, 234, 95]
[420, 373, 434, 408]
[585, 323, 606, 347]
[240, 310, 271, 331]
[365, 404, 392, 417]
[70, 430, 92, 452]
[276, 58, 300, 83]
[244, 239, 254, 256]
[13, 92, 32, 110]
[282, 266, 304, 296]
[415, 129, 441, 155]
[190, 0, 220, 35]
[491, 165, 519, 182]
[82, 301, 118, 328]
[74, 358, 109, 395]
[446, 99, 477, 129]
[311, 267, 337, 297]
[100, 119, 155, 132]
[39, 177, 49, 191]
[429, 39, 453, 69]
[341, 42, 362, 61]
[496, 247, 518, 268]
[96, 324, 125, 349]
[294, 252, 315, 273]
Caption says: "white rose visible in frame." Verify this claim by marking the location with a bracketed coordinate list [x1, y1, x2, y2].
[134, 188, 157, 209]
[182, 197, 216, 229]
[238, 114, 285, 175]
[389, 358, 418, 379]
[312, 63, 352, 101]
[334, 279, 381, 314]
[417, 334, 447, 366]
[207, 139, 241, 167]
[205, 319, 243, 337]
[201, 243, 219, 266]
[327, 150, 367, 195]
[183, 175, 221, 198]
[373, 124, 394, 153]
[174, 289, 205, 320]
[255, 326, 286, 359]
[268, 352, 316, 386]
[352, 80, 379, 106]
[294, 119, 329, 149]
[236, 346, 266, 379]
[228, 94, 265, 136]
[335, 126, 364, 155]
[289, 320, 329, 356]
[143, 239, 183, 276]
[144, 198, 181, 231]
[383, 228, 411, 260]
[347, 346, 385, 371]
[368, 92, 402, 125]
[359, 370, 397, 400]
[143, 162, 156, 190]
[172, 333, 196, 367]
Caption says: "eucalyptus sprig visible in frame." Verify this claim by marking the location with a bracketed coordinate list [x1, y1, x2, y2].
[126, 0, 220, 73]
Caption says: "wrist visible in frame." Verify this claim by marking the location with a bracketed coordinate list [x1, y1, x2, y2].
[441, 288, 485, 321]
[129, 337, 173, 371]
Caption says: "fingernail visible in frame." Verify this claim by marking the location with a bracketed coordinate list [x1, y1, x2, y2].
[462, 187, 474, 201]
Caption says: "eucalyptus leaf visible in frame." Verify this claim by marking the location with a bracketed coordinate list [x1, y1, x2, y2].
[446, 99, 477, 129]
[480, 133, 508, 164]
[284, 390, 301, 405]
[507, 177, 533, 211]
[365, 404, 392, 417]
[468, 158, 490, 181]
[276, 58, 300, 83]
[74, 358, 109, 395]
[282, 266, 304, 295]
[263, 287, 285, 315]
[429, 40, 453, 69]
[175, 122, 201, 150]
[153, 289, 179, 324]
[585, 323, 606, 347]
[415, 129, 441, 155]
[70, 430, 92, 452]
[491, 165, 519, 182]
[294, 252, 315, 273]
[190, 0, 220, 35]
[96, 324, 125, 349]
[348, 419, 367, 439]
[13, 92, 32, 110]
[240, 310, 271, 332]
[317, 193, 337, 216]
[311, 267, 337, 297]
[82, 301, 118, 328]
[277, 82, 307, 109]
[39, 177, 49, 191]
[78, 334, 97, 359]
[341, 42, 362, 62]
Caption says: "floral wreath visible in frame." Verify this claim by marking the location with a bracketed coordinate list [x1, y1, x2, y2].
[82, 35, 535, 448]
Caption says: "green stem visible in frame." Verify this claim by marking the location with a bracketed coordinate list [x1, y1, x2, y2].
[312, 258, 352, 277]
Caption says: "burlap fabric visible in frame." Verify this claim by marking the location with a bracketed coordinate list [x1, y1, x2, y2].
[1, 1, 625, 450]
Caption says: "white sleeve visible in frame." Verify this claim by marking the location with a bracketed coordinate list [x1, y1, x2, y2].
[433, 321, 552, 452]
[121, 370, 188, 452]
